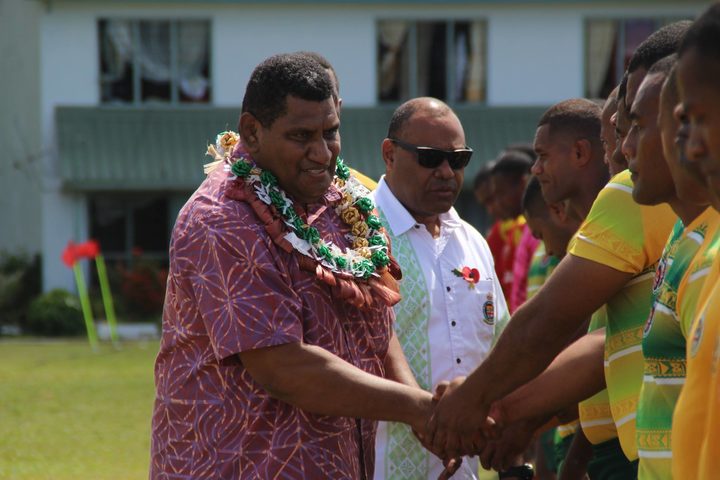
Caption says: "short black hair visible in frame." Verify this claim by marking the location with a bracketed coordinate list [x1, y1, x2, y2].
[297, 51, 340, 94]
[504, 142, 537, 162]
[617, 71, 629, 104]
[648, 53, 678, 77]
[537, 98, 603, 152]
[521, 176, 547, 217]
[491, 150, 533, 181]
[473, 161, 495, 190]
[387, 97, 453, 139]
[679, 3, 720, 64]
[627, 20, 692, 74]
[241, 53, 334, 127]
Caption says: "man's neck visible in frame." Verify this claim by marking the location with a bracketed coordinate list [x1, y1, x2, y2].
[414, 213, 442, 238]
[668, 197, 707, 226]
[568, 174, 608, 222]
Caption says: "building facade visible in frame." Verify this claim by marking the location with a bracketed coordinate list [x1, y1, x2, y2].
[1, 0, 707, 293]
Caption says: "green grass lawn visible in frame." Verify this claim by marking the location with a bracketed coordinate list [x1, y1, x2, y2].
[0, 339, 158, 480]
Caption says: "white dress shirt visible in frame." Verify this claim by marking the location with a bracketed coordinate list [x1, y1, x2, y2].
[372, 177, 509, 480]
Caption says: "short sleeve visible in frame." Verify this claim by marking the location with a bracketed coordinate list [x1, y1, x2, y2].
[569, 170, 676, 275]
[174, 208, 304, 361]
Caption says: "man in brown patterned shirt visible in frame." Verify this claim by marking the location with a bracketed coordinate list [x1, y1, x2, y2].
[150, 53, 434, 479]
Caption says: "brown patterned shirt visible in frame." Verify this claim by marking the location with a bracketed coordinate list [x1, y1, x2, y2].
[150, 169, 394, 479]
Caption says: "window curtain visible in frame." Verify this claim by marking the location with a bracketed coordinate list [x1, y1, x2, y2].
[587, 20, 617, 98]
[102, 20, 133, 81]
[464, 21, 486, 102]
[177, 21, 209, 100]
[378, 21, 408, 99]
[104, 20, 209, 101]
[138, 21, 171, 84]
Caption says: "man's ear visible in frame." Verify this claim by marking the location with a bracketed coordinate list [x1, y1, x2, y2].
[381, 138, 395, 172]
[574, 138, 592, 167]
[239, 112, 262, 154]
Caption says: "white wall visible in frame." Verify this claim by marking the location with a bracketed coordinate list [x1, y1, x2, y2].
[36, 0, 707, 291]
[0, 0, 42, 256]
[487, 8, 583, 105]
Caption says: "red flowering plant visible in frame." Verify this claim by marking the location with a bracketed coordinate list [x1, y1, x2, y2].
[112, 248, 168, 321]
[452, 266, 480, 289]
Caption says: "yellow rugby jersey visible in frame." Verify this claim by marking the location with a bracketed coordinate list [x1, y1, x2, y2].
[672, 226, 720, 479]
[568, 170, 676, 461]
[697, 278, 720, 480]
[349, 168, 378, 190]
[635, 210, 720, 480]
[579, 306, 618, 445]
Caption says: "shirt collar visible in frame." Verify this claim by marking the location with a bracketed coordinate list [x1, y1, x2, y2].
[375, 176, 462, 236]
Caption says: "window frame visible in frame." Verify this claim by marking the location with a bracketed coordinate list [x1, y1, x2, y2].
[583, 16, 687, 99]
[98, 18, 213, 106]
[376, 18, 488, 105]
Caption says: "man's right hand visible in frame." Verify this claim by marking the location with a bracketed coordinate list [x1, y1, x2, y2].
[427, 376, 494, 458]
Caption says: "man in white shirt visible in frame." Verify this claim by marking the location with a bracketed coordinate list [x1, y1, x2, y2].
[372, 97, 509, 480]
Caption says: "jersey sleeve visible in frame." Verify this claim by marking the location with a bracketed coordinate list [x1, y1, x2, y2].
[569, 170, 677, 274]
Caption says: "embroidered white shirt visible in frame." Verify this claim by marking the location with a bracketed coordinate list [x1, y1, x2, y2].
[372, 177, 509, 480]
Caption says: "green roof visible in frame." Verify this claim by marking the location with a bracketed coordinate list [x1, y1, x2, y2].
[56, 105, 546, 191]
[47, 0, 696, 4]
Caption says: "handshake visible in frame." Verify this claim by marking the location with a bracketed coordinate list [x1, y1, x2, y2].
[408, 376, 540, 479]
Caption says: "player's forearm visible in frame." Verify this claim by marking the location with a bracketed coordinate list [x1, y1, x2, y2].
[460, 293, 585, 411]
[496, 329, 606, 423]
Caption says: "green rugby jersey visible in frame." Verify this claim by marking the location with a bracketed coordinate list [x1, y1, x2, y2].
[526, 243, 559, 300]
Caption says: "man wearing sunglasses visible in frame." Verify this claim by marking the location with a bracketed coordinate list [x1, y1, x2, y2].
[371, 97, 509, 480]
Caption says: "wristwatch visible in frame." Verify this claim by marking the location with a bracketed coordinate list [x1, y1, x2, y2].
[498, 463, 535, 480]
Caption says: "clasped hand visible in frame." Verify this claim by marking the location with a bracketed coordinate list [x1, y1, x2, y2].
[411, 376, 497, 478]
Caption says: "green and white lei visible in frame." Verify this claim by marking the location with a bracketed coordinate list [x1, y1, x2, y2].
[210, 131, 391, 280]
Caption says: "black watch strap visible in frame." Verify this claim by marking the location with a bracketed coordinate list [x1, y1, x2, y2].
[498, 463, 535, 480]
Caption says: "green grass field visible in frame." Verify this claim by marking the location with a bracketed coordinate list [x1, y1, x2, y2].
[0, 340, 158, 480]
[0, 339, 500, 480]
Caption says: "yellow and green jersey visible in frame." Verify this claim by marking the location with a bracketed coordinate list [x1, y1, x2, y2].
[568, 170, 676, 461]
[636, 209, 719, 479]
[672, 218, 720, 480]
[579, 307, 618, 445]
[526, 243, 559, 301]
[697, 276, 720, 480]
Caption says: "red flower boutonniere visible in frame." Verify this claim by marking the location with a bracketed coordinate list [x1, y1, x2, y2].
[452, 266, 480, 289]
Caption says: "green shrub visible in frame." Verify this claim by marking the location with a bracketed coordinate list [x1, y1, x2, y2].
[26, 289, 85, 336]
[0, 251, 41, 332]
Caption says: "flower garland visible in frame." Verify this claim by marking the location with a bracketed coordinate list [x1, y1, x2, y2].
[206, 131, 391, 280]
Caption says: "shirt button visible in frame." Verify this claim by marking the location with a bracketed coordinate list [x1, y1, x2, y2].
[446, 286, 451, 292]
[451, 321, 456, 327]
[456, 358, 461, 364]
[414, 224, 420, 229]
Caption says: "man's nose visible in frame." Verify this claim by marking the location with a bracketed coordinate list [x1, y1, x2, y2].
[434, 158, 456, 179]
[685, 127, 706, 163]
[531, 159, 542, 175]
[307, 138, 333, 165]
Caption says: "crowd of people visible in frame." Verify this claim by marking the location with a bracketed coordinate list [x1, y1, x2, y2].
[148, 3, 720, 479]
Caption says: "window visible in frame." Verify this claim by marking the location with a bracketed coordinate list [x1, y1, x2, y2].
[585, 18, 688, 99]
[89, 195, 171, 262]
[99, 19, 211, 104]
[377, 19, 487, 103]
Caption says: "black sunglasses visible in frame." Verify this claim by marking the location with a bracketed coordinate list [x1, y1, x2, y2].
[389, 138, 473, 170]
